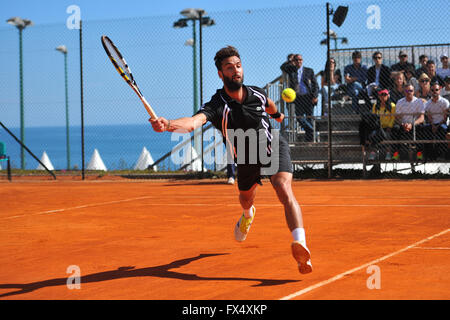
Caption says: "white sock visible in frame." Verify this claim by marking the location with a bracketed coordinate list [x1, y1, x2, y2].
[292, 228, 306, 247]
[243, 206, 254, 218]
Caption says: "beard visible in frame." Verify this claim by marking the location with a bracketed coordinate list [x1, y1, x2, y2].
[223, 74, 244, 92]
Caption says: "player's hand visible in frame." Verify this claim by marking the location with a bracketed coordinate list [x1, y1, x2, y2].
[275, 113, 285, 123]
[150, 117, 169, 132]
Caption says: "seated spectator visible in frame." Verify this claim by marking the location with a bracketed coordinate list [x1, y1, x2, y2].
[389, 71, 406, 103]
[367, 51, 391, 97]
[344, 50, 368, 113]
[426, 60, 444, 86]
[391, 50, 415, 75]
[436, 53, 450, 81]
[321, 57, 342, 110]
[405, 65, 419, 92]
[394, 83, 426, 160]
[416, 73, 432, 102]
[441, 76, 450, 102]
[415, 54, 429, 78]
[424, 82, 449, 160]
[363, 89, 397, 160]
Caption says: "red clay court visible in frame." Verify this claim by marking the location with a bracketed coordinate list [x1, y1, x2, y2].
[0, 177, 449, 300]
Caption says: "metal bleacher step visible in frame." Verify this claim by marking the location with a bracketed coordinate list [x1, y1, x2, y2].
[290, 143, 363, 162]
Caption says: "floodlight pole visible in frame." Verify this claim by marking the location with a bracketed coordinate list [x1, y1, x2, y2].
[19, 27, 25, 169]
[326, 2, 333, 179]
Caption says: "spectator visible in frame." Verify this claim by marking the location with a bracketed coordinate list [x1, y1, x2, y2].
[426, 60, 444, 86]
[405, 65, 419, 92]
[416, 54, 429, 78]
[436, 53, 450, 81]
[390, 71, 406, 103]
[391, 50, 415, 75]
[394, 83, 426, 160]
[280, 54, 319, 141]
[367, 51, 392, 97]
[344, 50, 368, 113]
[416, 73, 432, 102]
[321, 57, 342, 111]
[424, 82, 449, 160]
[363, 89, 397, 160]
[441, 76, 450, 102]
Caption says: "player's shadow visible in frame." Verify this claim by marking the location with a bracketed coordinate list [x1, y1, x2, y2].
[0, 253, 300, 298]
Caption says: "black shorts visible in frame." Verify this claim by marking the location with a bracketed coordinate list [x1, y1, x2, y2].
[236, 133, 293, 191]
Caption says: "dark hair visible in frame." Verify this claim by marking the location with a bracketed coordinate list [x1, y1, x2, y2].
[426, 60, 435, 66]
[419, 54, 428, 62]
[372, 51, 382, 59]
[352, 51, 361, 59]
[214, 46, 240, 71]
[374, 90, 393, 112]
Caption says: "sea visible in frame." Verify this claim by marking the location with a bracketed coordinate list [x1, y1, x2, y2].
[0, 124, 198, 171]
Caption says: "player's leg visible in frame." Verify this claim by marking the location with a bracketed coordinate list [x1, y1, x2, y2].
[270, 171, 312, 274]
[234, 165, 261, 242]
[270, 171, 302, 231]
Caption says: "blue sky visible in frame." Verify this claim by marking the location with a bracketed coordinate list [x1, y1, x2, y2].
[1, 0, 448, 128]
[1, 0, 364, 24]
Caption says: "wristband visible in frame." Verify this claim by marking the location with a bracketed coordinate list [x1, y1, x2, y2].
[270, 112, 281, 119]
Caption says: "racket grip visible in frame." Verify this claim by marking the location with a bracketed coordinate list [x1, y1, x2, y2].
[141, 96, 158, 119]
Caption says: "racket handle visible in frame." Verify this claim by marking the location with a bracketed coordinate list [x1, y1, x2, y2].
[141, 96, 158, 119]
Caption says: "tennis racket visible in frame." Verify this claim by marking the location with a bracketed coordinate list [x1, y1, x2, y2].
[101, 35, 157, 119]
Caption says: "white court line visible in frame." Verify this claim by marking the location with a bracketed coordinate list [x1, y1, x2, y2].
[412, 247, 450, 250]
[2, 196, 154, 220]
[280, 228, 450, 300]
[3, 200, 450, 220]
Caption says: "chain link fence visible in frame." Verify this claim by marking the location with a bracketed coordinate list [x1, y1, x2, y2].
[1, 0, 449, 178]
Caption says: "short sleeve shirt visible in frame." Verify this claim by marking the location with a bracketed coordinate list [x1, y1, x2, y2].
[196, 85, 273, 164]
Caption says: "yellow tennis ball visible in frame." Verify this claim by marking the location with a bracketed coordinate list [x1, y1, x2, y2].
[282, 88, 296, 103]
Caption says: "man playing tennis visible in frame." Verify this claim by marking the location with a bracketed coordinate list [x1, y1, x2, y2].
[150, 46, 312, 274]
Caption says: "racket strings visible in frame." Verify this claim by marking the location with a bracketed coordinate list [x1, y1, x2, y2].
[103, 38, 134, 83]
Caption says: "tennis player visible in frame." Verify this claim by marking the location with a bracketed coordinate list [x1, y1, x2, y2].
[150, 46, 312, 274]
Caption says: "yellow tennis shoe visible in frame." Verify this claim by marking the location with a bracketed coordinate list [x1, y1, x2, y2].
[234, 206, 256, 242]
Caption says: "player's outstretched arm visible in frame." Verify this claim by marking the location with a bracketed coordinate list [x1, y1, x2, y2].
[150, 113, 207, 133]
[265, 98, 285, 123]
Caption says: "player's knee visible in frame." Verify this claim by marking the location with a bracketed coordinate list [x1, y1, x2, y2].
[272, 178, 292, 201]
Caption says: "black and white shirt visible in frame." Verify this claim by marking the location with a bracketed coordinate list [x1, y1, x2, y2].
[197, 85, 273, 165]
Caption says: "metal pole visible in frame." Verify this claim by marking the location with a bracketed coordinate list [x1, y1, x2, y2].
[199, 12, 204, 173]
[64, 52, 71, 170]
[192, 19, 199, 114]
[326, 3, 333, 178]
[79, 20, 85, 180]
[19, 28, 25, 169]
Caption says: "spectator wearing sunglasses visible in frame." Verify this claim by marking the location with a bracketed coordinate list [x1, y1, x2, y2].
[441, 76, 450, 102]
[391, 51, 415, 75]
[424, 83, 449, 160]
[416, 73, 432, 103]
[367, 51, 392, 97]
[361, 88, 397, 161]
[436, 53, 450, 81]
[394, 83, 426, 160]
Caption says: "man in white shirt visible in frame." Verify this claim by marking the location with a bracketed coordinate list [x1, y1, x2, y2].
[394, 83, 426, 159]
[424, 83, 449, 159]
